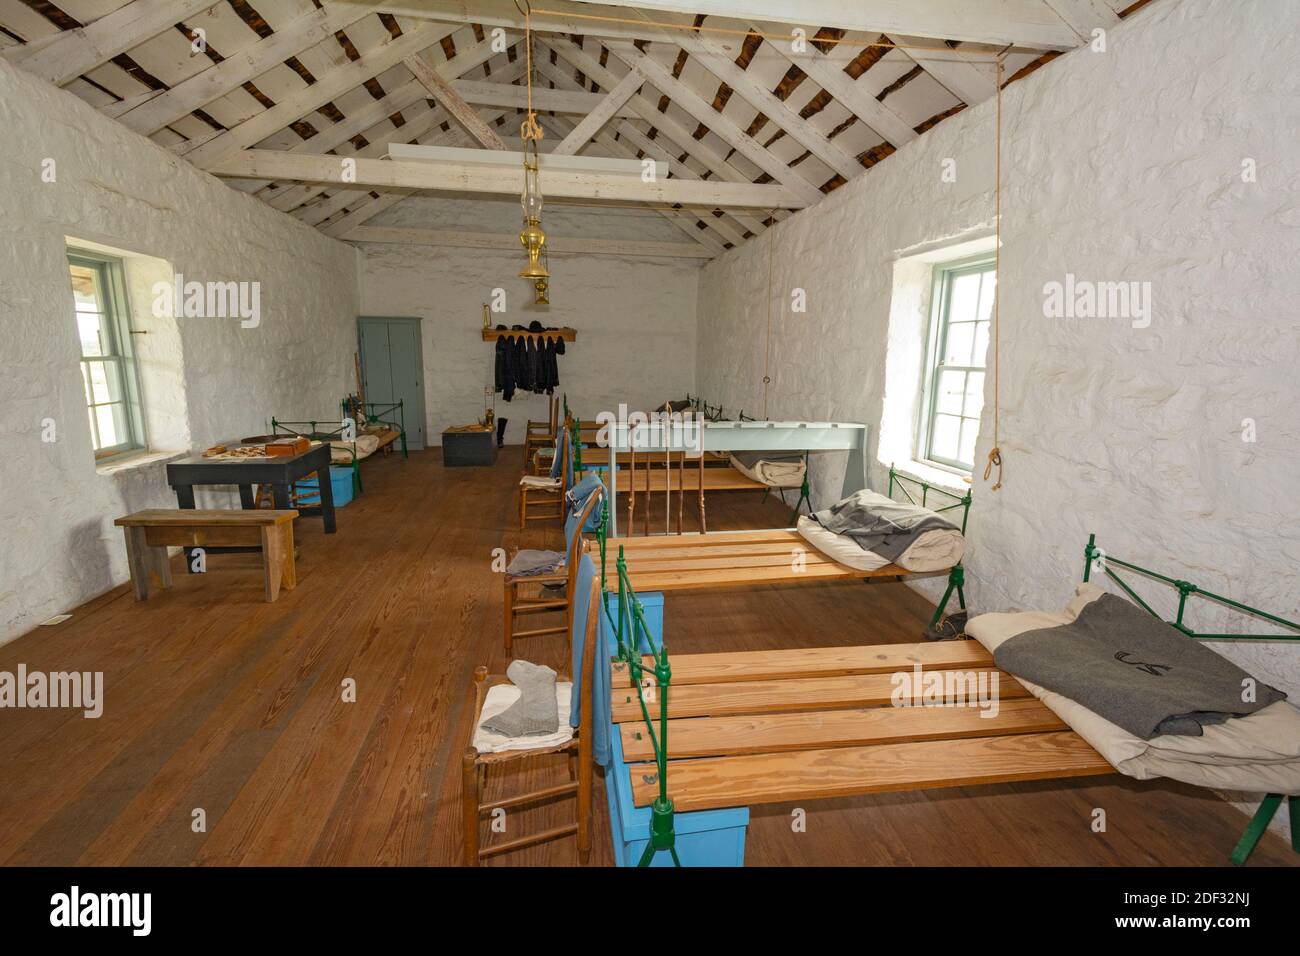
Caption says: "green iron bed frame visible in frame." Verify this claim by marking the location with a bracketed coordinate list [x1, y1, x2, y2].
[595, 518, 1300, 866]
[270, 399, 408, 497]
[1082, 533, 1300, 865]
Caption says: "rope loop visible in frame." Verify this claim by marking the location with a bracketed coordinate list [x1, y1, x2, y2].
[983, 446, 1003, 491]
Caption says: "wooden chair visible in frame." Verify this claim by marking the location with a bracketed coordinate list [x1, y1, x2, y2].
[523, 396, 560, 471]
[519, 420, 570, 530]
[504, 489, 601, 655]
[462, 573, 600, 866]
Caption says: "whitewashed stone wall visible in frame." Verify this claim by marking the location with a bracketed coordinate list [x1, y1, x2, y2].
[0, 57, 360, 644]
[359, 197, 700, 446]
[697, 0, 1300, 829]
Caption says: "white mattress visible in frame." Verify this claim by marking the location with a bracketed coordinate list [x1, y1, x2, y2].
[796, 513, 965, 573]
[329, 434, 380, 464]
[728, 453, 805, 488]
[966, 584, 1300, 795]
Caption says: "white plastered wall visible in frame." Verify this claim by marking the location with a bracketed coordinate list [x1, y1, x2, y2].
[0, 56, 360, 644]
[696, 0, 1300, 829]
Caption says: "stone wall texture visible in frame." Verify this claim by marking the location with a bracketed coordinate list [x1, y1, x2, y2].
[0, 56, 360, 644]
[696, 0, 1300, 832]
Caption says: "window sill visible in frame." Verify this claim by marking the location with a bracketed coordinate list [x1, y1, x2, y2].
[890, 459, 973, 497]
[96, 449, 187, 477]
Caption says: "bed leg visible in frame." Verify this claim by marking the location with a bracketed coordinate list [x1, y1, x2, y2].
[1230, 793, 1283, 865]
[1291, 795, 1299, 853]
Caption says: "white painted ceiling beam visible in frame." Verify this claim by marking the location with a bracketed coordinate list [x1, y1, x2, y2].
[530, 113, 726, 252]
[598, 123, 754, 248]
[533, 52, 752, 244]
[553, 68, 644, 156]
[1043, 0, 1121, 42]
[4, 0, 223, 86]
[115, 4, 375, 134]
[886, 34, 999, 105]
[604, 41, 826, 205]
[209, 149, 808, 208]
[665, 27, 863, 181]
[342, 225, 715, 259]
[186, 22, 455, 169]
[753, 25, 918, 147]
[454, 75, 634, 117]
[540, 41, 769, 236]
[562, 0, 1080, 49]
[403, 49, 507, 149]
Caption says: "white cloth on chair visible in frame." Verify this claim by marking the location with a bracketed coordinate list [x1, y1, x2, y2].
[520, 475, 562, 489]
[473, 682, 574, 753]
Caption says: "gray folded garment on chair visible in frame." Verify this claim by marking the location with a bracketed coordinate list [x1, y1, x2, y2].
[994, 593, 1286, 738]
[811, 489, 957, 560]
[480, 660, 560, 737]
[506, 549, 565, 576]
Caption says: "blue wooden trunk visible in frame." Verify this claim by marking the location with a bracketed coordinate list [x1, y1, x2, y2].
[601, 590, 750, 867]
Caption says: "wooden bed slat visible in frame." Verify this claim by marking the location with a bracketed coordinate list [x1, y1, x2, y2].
[629, 731, 1113, 811]
[610, 669, 1027, 722]
[591, 529, 916, 592]
[611, 640, 994, 688]
[619, 698, 1069, 761]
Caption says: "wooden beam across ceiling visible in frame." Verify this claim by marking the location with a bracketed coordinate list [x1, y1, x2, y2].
[558, 0, 1081, 49]
[185, 21, 457, 169]
[207, 149, 810, 209]
[343, 225, 716, 259]
[113, 3, 375, 135]
[2, 0, 223, 86]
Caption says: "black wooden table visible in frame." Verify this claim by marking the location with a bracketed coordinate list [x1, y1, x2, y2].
[166, 445, 336, 570]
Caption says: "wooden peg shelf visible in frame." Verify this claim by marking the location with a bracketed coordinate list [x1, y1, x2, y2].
[481, 327, 577, 343]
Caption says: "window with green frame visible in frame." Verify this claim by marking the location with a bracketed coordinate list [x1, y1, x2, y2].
[919, 257, 996, 470]
[67, 251, 147, 460]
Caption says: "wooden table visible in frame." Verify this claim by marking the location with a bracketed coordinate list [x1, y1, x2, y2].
[166, 444, 335, 569]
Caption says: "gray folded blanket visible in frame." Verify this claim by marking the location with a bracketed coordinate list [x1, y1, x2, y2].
[506, 549, 565, 577]
[994, 593, 1286, 738]
[731, 449, 804, 468]
[811, 489, 958, 560]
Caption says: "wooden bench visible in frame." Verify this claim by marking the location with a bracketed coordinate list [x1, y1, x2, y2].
[114, 509, 299, 603]
[611, 640, 1112, 814]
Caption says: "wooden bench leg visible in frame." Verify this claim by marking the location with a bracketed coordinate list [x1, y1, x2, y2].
[260, 525, 284, 603]
[151, 543, 173, 591]
[123, 526, 152, 601]
[278, 523, 297, 591]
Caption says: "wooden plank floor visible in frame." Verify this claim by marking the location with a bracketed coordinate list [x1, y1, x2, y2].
[0, 449, 1293, 867]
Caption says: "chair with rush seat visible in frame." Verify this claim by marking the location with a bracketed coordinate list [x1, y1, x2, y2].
[504, 486, 602, 656]
[463, 568, 601, 866]
[518, 420, 571, 530]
